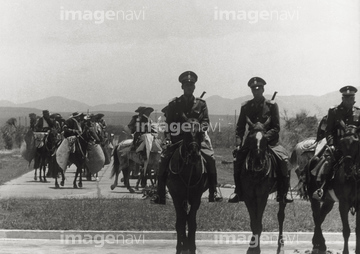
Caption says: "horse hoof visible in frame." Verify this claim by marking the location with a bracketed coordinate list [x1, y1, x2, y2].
[311, 249, 326, 254]
[129, 188, 135, 193]
[78, 183, 82, 188]
[34, 176, 37, 181]
[73, 184, 78, 189]
[110, 185, 116, 190]
[43, 178, 47, 183]
[55, 184, 59, 189]
[96, 177, 99, 181]
[60, 181, 64, 187]
[120, 177, 124, 182]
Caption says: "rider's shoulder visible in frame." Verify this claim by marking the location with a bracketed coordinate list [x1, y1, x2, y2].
[354, 105, 360, 111]
[241, 100, 251, 107]
[169, 97, 179, 105]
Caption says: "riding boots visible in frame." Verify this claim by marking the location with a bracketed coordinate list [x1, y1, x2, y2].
[228, 150, 245, 203]
[151, 156, 168, 205]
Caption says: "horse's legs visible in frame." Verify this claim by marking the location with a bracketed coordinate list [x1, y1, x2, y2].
[244, 198, 262, 254]
[78, 164, 83, 188]
[42, 158, 47, 182]
[124, 166, 135, 193]
[187, 196, 201, 254]
[277, 201, 287, 254]
[310, 199, 334, 253]
[60, 170, 65, 186]
[339, 200, 351, 254]
[174, 202, 187, 254]
[110, 170, 119, 190]
[73, 164, 83, 188]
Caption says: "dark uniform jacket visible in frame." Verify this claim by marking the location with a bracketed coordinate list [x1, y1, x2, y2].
[325, 103, 360, 147]
[63, 118, 82, 138]
[166, 95, 209, 144]
[236, 96, 279, 146]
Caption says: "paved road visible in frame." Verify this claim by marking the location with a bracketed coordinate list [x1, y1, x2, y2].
[0, 161, 235, 200]
[0, 238, 352, 254]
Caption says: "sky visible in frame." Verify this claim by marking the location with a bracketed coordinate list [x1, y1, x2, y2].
[0, 0, 359, 106]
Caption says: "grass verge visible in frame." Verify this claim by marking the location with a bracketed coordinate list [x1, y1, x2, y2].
[0, 197, 354, 232]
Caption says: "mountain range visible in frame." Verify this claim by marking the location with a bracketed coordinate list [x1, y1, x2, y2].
[0, 88, 357, 126]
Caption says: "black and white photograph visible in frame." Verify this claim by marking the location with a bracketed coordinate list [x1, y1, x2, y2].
[0, 0, 359, 253]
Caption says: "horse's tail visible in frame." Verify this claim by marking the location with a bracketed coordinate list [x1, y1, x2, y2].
[110, 145, 120, 179]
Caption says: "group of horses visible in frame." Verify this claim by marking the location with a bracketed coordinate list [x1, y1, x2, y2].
[21, 120, 113, 189]
[143, 115, 360, 254]
[19, 113, 360, 254]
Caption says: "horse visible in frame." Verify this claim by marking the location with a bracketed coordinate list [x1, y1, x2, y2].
[237, 117, 288, 254]
[53, 124, 101, 189]
[110, 131, 162, 193]
[166, 118, 207, 254]
[301, 121, 360, 254]
[32, 128, 58, 182]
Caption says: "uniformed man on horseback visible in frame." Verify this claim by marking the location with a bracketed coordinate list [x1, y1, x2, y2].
[312, 85, 360, 200]
[152, 71, 222, 204]
[229, 77, 293, 203]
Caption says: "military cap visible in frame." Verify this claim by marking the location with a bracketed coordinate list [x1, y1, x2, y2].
[179, 71, 198, 83]
[248, 77, 266, 89]
[42, 110, 50, 115]
[135, 106, 146, 113]
[340, 85, 357, 96]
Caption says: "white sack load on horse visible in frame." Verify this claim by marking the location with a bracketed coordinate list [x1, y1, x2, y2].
[56, 137, 72, 172]
[86, 143, 105, 174]
[20, 130, 36, 164]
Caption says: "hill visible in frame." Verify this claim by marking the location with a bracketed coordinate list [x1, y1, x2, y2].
[0, 88, 355, 127]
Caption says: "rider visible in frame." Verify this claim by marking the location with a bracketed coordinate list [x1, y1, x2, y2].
[34, 110, 54, 132]
[228, 77, 293, 203]
[152, 71, 221, 204]
[63, 112, 83, 138]
[312, 85, 360, 200]
[124, 106, 154, 154]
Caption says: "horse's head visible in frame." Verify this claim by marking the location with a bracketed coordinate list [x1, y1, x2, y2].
[182, 118, 202, 162]
[338, 120, 360, 177]
[246, 116, 271, 172]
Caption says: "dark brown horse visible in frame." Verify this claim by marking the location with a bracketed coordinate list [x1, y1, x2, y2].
[166, 118, 207, 254]
[237, 117, 287, 254]
[53, 125, 100, 188]
[301, 121, 360, 254]
[33, 128, 58, 182]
